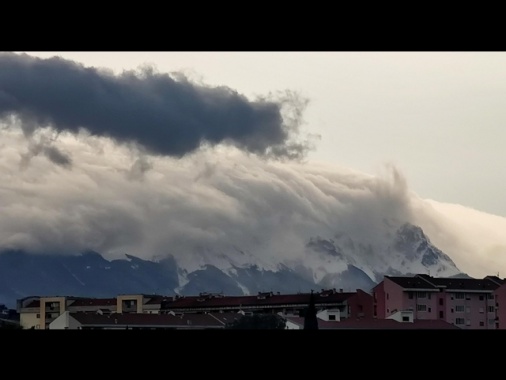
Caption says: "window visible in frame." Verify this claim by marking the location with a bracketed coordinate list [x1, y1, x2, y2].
[36, 313, 40, 318]
[408, 292, 413, 300]
[466, 307, 471, 314]
[488, 306, 495, 313]
[451, 308, 454, 313]
[439, 311, 444, 319]
[328, 314, 336, 321]
[455, 305, 465, 313]
[402, 316, 410, 322]
[479, 295, 484, 301]
[417, 304, 427, 312]
[480, 321, 484, 327]
[428, 293, 431, 300]
[489, 319, 496, 325]
[387, 293, 389, 300]
[455, 293, 465, 299]
[418, 292, 427, 298]
[466, 320, 471, 326]
[479, 307, 484, 313]
[455, 318, 465, 325]
[428, 307, 432, 312]
[439, 298, 444, 306]
[488, 294, 494, 299]
[466, 294, 471, 300]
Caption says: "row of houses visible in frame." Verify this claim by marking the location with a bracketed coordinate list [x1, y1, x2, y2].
[15, 273, 506, 329]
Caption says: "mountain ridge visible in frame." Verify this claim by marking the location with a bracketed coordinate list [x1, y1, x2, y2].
[0, 223, 464, 308]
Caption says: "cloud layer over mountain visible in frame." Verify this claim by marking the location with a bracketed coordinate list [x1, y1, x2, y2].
[1, 125, 505, 278]
[1, 53, 505, 280]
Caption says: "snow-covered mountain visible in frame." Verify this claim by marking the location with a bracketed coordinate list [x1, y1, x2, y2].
[0, 222, 462, 308]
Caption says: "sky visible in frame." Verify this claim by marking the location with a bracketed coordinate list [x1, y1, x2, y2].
[1, 51, 505, 279]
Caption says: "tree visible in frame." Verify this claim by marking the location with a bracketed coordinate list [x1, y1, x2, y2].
[0, 320, 22, 330]
[225, 313, 286, 329]
[303, 290, 319, 330]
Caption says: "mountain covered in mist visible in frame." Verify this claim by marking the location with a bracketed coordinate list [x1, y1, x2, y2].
[0, 223, 462, 308]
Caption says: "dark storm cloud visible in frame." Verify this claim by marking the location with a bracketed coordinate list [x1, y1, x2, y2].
[0, 53, 309, 158]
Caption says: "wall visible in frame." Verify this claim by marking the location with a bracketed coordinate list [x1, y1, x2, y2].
[20, 312, 40, 330]
[347, 289, 374, 319]
[495, 284, 506, 329]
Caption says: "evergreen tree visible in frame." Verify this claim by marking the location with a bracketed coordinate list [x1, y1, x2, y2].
[303, 290, 319, 330]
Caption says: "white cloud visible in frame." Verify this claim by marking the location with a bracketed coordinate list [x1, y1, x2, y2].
[0, 125, 503, 278]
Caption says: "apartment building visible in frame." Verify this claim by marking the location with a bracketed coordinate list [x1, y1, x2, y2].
[373, 274, 506, 329]
[159, 289, 374, 319]
[17, 294, 168, 329]
[16, 288, 374, 329]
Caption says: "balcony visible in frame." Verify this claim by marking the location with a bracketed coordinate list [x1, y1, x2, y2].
[122, 301, 138, 313]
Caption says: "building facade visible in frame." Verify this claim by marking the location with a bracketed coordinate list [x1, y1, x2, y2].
[17, 289, 374, 329]
[17, 294, 165, 329]
[159, 289, 374, 318]
[373, 274, 505, 329]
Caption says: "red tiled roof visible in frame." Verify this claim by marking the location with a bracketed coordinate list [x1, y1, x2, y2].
[284, 316, 459, 329]
[69, 312, 226, 328]
[163, 291, 354, 310]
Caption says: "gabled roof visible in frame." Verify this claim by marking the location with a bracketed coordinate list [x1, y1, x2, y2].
[484, 276, 506, 286]
[385, 275, 437, 290]
[386, 274, 503, 292]
[69, 312, 226, 328]
[283, 316, 459, 329]
[426, 277, 500, 291]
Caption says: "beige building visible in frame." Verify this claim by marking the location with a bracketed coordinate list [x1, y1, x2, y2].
[17, 294, 167, 329]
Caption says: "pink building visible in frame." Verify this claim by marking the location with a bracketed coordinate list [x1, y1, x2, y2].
[373, 274, 505, 329]
[347, 289, 374, 319]
[488, 276, 506, 329]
